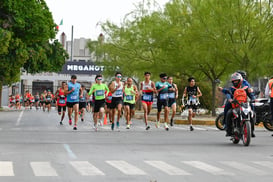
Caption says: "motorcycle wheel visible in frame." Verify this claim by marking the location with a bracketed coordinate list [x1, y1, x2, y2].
[263, 120, 273, 131]
[242, 121, 251, 146]
[215, 112, 225, 131]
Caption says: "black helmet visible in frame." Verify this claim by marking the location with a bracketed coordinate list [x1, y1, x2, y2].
[236, 70, 247, 80]
[231, 72, 243, 88]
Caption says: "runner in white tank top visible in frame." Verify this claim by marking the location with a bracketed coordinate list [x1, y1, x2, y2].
[140, 72, 155, 130]
[109, 72, 124, 130]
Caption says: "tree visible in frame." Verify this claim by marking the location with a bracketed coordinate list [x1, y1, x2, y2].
[91, 0, 273, 115]
[0, 0, 68, 106]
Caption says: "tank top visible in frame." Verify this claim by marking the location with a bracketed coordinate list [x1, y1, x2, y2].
[142, 80, 153, 102]
[112, 81, 123, 98]
[168, 84, 176, 99]
[106, 92, 112, 103]
[142, 80, 153, 93]
[67, 82, 81, 102]
[186, 86, 198, 105]
[46, 94, 52, 102]
[57, 88, 67, 106]
[124, 85, 136, 104]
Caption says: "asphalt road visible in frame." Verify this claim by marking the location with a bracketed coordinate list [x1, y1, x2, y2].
[0, 108, 273, 182]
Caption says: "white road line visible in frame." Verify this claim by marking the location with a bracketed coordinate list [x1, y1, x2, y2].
[30, 162, 58, 176]
[192, 126, 207, 131]
[172, 126, 187, 130]
[63, 144, 77, 159]
[204, 126, 219, 130]
[220, 161, 268, 176]
[106, 160, 146, 175]
[16, 110, 24, 126]
[144, 161, 191, 175]
[182, 161, 234, 175]
[0, 161, 14, 176]
[70, 161, 105, 176]
[252, 161, 273, 170]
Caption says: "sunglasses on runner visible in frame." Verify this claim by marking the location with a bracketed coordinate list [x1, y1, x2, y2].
[97, 78, 102, 81]
[117, 75, 122, 78]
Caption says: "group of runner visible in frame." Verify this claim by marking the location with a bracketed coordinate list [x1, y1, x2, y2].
[9, 72, 202, 131]
[53, 72, 202, 131]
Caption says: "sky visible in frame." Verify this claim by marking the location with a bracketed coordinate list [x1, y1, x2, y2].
[45, 0, 170, 41]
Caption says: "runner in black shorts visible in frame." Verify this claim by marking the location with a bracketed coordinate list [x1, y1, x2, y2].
[167, 76, 178, 126]
[109, 72, 124, 130]
[79, 85, 87, 122]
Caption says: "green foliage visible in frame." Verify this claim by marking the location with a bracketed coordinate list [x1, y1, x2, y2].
[0, 0, 68, 85]
[88, 0, 273, 115]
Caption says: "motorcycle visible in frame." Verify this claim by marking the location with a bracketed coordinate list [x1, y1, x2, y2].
[229, 100, 253, 146]
[215, 98, 273, 131]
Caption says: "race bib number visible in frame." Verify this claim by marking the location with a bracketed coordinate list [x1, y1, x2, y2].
[189, 96, 197, 104]
[159, 93, 168, 100]
[126, 95, 133, 101]
[46, 98, 51, 101]
[59, 99, 66, 104]
[115, 90, 123, 96]
[70, 95, 77, 100]
[96, 90, 104, 96]
[143, 94, 152, 101]
[107, 96, 112, 101]
[168, 93, 175, 99]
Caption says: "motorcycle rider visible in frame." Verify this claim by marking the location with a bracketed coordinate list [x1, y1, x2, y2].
[219, 71, 255, 129]
[222, 72, 255, 137]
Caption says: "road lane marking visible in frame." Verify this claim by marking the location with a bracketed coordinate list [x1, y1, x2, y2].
[63, 144, 77, 159]
[30, 162, 58, 176]
[192, 126, 207, 131]
[106, 160, 146, 175]
[16, 110, 24, 126]
[144, 161, 191, 175]
[70, 161, 105, 176]
[0, 161, 14, 176]
[252, 161, 273, 170]
[182, 161, 234, 175]
[220, 161, 268, 176]
[172, 126, 187, 130]
[204, 126, 219, 130]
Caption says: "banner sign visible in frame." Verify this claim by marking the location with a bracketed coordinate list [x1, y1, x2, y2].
[60, 61, 104, 75]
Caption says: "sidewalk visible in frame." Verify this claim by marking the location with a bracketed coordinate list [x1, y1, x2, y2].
[134, 109, 217, 125]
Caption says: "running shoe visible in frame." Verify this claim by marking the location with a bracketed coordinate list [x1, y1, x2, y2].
[126, 124, 130, 129]
[190, 126, 194, 131]
[81, 118, 84, 122]
[146, 125, 150, 130]
[69, 119, 72, 125]
[111, 122, 115, 130]
[73, 125, 77, 130]
[93, 124, 98, 132]
[116, 121, 120, 129]
[170, 118, 174, 126]
[59, 121, 63, 125]
[164, 123, 169, 131]
[155, 121, 160, 128]
[99, 120, 103, 126]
